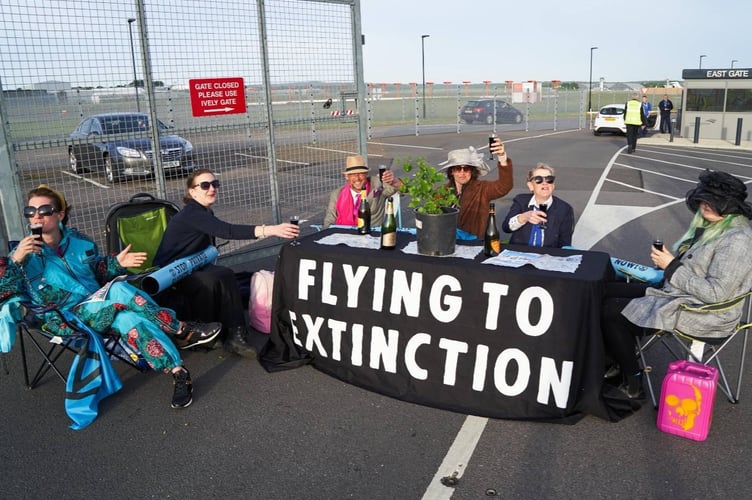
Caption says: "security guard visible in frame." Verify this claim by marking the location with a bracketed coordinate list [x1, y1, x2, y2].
[624, 93, 646, 154]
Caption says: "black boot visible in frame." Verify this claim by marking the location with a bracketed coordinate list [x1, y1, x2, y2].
[224, 326, 258, 359]
[619, 371, 645, 399]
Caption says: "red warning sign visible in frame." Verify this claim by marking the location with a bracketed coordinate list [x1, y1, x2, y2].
[189, 77, 247, 117]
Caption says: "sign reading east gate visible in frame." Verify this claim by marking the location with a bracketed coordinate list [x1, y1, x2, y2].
[189, 77, 247, 117]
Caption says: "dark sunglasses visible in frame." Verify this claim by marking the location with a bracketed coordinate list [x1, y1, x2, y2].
[23, 204, 57, 218]
[452, 165, 474, 173]
[193, 180, 220, 190]
[530, 175, 555, 184]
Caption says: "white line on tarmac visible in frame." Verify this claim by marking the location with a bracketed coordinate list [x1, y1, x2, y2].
[422, 415, 488, 500]
[235, 152, 309, 166]
[639, 147, 752, 170]
[305, 146, 385, 157]
[367, 141, 444, 151]
[61, 170, 111, 188]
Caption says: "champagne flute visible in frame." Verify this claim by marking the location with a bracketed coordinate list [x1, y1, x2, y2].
[538, 204, 547, 230]
[653, 239, 663, 269]
[290, 215, 300, 245]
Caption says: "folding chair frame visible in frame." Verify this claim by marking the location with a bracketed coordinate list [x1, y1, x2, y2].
[637, 291, 752, 408]
[16, 306, 147, 390]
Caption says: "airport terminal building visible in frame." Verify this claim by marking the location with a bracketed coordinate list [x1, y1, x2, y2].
[681, 68, 752, 143]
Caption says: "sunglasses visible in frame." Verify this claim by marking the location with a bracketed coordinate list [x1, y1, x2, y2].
[529, 175, 556, 184]
[452, 166, 474, 173]
[23, 204, 57, 218]
[193, 180, 220, 190]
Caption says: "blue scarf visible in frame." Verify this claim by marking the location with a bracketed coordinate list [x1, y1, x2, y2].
[527, 205, 545, 247]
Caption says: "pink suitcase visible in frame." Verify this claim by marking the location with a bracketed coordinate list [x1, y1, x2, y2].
[657, 360, 718, 441]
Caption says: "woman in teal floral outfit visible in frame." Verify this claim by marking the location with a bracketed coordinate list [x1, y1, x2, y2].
[0, 185, 222, 419]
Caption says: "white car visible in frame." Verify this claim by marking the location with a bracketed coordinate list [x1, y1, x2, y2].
[593, 104, 626, 136]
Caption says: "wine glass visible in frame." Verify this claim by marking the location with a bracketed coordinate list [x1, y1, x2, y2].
[488, 133, 497, 160]
[290, 215, 300, 245]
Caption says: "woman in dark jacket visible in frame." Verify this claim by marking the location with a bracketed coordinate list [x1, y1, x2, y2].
[153, 169, 299, 357]
[501, 163, 574, 248]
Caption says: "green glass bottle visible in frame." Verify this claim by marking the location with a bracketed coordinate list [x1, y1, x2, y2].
[380, 197, 397, 250]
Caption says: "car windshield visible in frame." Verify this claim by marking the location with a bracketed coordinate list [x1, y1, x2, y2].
[100, 116, 151, 134]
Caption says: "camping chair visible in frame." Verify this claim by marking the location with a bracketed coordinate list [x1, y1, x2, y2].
[104, 193, 179, 273]
[636, 290, 752, 408]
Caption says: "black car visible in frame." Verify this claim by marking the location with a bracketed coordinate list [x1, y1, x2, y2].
[68, 112, 194, 183]
[460, 99, 523, 125]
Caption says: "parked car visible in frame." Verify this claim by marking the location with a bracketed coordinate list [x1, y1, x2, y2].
[460, 99, 523, 125]
[593, 104, 627, 136]
[68, 112, 194, 183]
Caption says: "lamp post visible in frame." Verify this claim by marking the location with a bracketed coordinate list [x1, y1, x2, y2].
[127, 18, 140, 112]
[421, 34, 430, 120]
[731, 59, 738, 69]
[588, 46, 598, 112]
[699, 54, 707, 69]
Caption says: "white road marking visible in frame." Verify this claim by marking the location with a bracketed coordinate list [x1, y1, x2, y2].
[422, 415, 488, 500]
[235, 152, 309, 166]
[61, 170, 111, 188]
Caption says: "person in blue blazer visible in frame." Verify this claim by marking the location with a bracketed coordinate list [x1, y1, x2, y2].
[501, 163, 574, 248]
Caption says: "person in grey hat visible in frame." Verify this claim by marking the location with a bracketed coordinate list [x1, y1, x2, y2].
[439, 138, 513, 238]
[601, 169, 752, 399]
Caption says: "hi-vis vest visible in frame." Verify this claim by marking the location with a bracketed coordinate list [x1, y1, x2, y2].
[624, 99, 643, 125]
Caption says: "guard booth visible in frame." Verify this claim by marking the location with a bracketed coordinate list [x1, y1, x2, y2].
[681, 68, 752, 142]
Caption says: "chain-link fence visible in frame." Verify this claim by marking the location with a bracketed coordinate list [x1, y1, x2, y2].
[0, 0, 365, 260]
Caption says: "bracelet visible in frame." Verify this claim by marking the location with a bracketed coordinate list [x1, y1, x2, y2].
[261, 225, 266, 238]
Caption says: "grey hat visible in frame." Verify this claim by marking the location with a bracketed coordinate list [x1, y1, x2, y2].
[439, 146, 490, 177]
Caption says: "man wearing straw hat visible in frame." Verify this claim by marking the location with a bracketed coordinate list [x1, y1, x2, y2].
[323, 155, 401, 229]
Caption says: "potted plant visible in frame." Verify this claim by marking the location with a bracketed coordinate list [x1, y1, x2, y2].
[399, 157, 459, 256]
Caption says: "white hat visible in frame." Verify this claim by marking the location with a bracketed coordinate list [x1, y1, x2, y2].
[439, 146, 490, 177]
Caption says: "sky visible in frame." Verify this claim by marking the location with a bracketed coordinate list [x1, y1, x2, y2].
[359, 0, 752, 84]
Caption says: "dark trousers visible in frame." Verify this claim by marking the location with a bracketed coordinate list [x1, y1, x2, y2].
[601, 281, 654, 374]
[156, 264, 246, 337]
[626, 124, 640, 152]
[660, 112, 671, 133]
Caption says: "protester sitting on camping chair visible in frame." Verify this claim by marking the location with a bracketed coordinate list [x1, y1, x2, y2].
[601, 170, 752, 400]
[0, 185, 222, 426]
[153, 169, 299, 358]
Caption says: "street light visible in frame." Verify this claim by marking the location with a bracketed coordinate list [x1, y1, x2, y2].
[127, 18, 140, 112]
[588, 46, 598, 112]
[421, 34, 430, 120]
[699, 54, 707, 69]
[731, 59, 738, 69]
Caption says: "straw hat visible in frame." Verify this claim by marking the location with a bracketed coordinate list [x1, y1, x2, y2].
[439, 146, 490, 177]
[343, 155, 369, 174]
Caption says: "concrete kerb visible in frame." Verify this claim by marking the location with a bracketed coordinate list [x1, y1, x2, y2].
[639, 134, 752, 151]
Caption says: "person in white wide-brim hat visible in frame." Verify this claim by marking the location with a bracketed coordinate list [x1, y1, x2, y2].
[324, 154, 402, 229]
[439, 137, 513, 238]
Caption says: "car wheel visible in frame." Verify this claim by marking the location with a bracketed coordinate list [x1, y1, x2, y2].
[485, 114, 494, 125]
[104, 156, 118, 183]
[514, 114, 522, 124]
[593, 130, 601, 136]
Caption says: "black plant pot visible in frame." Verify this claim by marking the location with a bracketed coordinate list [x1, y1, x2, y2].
[415, 207, 458, 256]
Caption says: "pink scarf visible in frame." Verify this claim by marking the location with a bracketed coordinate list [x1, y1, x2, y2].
[334, 181, 370, 226]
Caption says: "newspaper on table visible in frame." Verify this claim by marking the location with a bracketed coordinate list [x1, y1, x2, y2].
[315, 233, 483, 259]
[482, 249, 582, 273]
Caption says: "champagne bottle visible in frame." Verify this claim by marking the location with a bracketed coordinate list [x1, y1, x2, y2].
[484, 202, 501, 257]
[380, 197, 397, 250]
[357, 189, 371, 234]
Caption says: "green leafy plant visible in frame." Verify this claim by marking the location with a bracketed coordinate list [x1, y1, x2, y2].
[399, 157, 459, 214]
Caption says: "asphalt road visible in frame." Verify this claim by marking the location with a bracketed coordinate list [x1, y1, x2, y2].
[2, 130, 751, 499]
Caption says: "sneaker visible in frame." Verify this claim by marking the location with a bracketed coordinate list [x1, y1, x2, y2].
[175, 321, 222, 350]
[171, 368, 193, 409]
